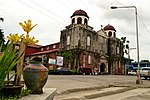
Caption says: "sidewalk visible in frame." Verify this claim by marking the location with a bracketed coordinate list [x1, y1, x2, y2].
[20, 88, 57, 100]
[20, 75, 150, 100]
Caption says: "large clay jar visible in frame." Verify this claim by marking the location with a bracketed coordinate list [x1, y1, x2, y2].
[23, 57, 48, 94]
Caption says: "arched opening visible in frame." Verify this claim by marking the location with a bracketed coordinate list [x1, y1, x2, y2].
[67, 35, 70, 45]
[114, 32, 116, 37]
[84, 18, 87, 25]
[100, 63, 105, 74]
[77, 17, 82, 24]
[108, 31, 112, 37]
[87, 36, 90, 46]
[72, 18, 75, 24]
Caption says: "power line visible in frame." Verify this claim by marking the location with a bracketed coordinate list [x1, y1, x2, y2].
[114, 0, 124, 5]
[114, 0, 150, 34]
[30, 0, 69, 23]
[138, 15, 150, 34]
[56, 0, 74, 11]
[80, 0, 105, 28]
[18, 0, 66, 26]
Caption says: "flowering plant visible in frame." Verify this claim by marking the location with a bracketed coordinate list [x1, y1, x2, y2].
[0, 43, 18, 91]
[0, 19, 39, 87]
[7, 19, 39, 46]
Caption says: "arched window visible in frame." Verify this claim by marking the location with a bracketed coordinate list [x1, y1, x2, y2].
[84, 18, 87, 25]
[108, 31, 112, 37]
[87, 36, 90, 46]
[88, 55, 91, 64]
[72, 18, 75, 24]
[77, 17, 82, 24]
[67, 36, 70, 45]
[114, 32, 116, 37]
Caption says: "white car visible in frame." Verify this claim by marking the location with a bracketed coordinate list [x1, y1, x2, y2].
[128, 70, 137, 75]
[140, 67, 150, 79]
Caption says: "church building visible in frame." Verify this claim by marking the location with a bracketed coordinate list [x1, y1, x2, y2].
[25, 9, 125, 75]
[59, 9, 124, 74]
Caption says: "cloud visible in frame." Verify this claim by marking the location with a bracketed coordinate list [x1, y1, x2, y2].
[1, 0, 150, 60]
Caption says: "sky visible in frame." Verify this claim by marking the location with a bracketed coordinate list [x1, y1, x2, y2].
[0, 0, 150, 61]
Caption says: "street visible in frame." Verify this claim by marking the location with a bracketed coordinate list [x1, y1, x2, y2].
[44, 75, 150, 100]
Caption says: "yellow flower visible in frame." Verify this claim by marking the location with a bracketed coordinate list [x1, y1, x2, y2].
[22, 34, 39, 46]
[7, 19, 39, 46]
[19, 19, 37, 33]
[7, 33, 23, 44]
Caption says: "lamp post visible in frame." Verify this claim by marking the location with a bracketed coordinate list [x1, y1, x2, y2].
[111, 6, 142, 84]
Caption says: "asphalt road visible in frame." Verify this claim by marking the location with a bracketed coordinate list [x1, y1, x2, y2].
[44, 75, 150, 100]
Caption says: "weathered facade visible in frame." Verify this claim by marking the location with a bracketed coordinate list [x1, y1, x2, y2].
[23, 9, 125, 75]
[60, 9, 124, 74]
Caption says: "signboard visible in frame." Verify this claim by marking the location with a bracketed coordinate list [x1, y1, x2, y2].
[56, 56, 63, 66]
[48, 58, 56, 65]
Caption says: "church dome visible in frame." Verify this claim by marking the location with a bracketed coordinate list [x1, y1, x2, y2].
[71, 9, 89, 18]
[104, 24, 116, 32]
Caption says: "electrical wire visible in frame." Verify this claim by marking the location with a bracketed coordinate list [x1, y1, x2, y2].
[56, 0, 74, 11]
[30, 0, 69, 23]
[79, 0, 105, 29]
[114, 0, 150, 34]
[18, 0, 66, 26]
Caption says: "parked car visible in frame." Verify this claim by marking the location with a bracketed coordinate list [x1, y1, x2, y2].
[98, 72, 108, 75]
[128, 70, 137, 75]
[140, 67, 150, 79]
[52, 67, 73, 75]
[79, 67, 93, 75]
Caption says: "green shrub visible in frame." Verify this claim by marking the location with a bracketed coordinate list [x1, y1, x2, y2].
[0, 43, 19, 91]
[48, 69, 54, 74]
[71, 69, 78, 75]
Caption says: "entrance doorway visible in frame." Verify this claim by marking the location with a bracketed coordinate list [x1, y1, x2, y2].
[100, 63, 105, 74]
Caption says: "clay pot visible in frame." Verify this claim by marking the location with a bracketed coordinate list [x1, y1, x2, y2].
[23, 57, 48, 94]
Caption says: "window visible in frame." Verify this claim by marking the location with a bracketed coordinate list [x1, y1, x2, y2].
[83, 55, 86, 67]
[117, 47, 119, 54]
[72, 18, 75, 24]
[87, 36, 90, 46]
[108, 31, 112, 37]
[114, 32, 116, 37]
[67, 36, 70, 45]
[53, 45, 56, 48]
[77, 17, 82, 24]
[84, 18, 87, 25]
[46, 46, 49, 50]
[88, 55, 91, 64]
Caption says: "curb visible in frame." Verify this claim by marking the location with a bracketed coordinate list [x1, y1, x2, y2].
[57, 84, 112, 95]
[57, 83, 150, 96]
[84, 87, 137, 99]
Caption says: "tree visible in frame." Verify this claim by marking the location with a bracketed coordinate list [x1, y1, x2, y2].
[0, 17, 5, 50]
[121, 37, 130, 74]
[62, 51, 73, 68]
[0, 29, 5, 44]
[121, 37, 130, 56]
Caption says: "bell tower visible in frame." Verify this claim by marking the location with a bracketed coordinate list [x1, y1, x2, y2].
[71, 9, 89, 25]
[103, 24, 116, 38]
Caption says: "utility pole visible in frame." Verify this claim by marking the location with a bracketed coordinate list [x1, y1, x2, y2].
[111, 6, 142, 84]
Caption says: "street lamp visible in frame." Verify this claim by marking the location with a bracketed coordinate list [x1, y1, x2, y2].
[0, 17, 4, 22]
[110, 6, 142, 84]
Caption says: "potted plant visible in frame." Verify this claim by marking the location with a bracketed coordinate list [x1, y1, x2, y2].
[0, 19, 39, 97]
[0, 43, 19, 92]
